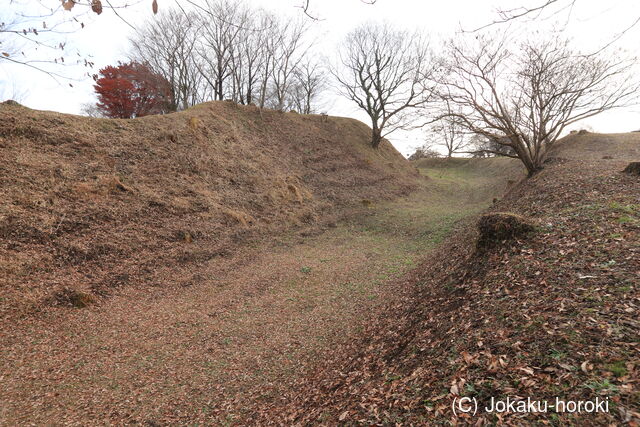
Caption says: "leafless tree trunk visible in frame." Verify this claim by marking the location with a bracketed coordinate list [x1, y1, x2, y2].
[257, 13, 277, 108]
[197, 0, 249, 101]
[289, 60, 325, 114]
[438, 34, 639, 176]
[333, 23, 436, 148]
[268, 18, 310, 111]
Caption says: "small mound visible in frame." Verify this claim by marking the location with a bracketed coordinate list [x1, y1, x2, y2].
[477, 212, 535, 248]
[550, 132, 640, 160]
[51, 288, 98, 308]
[622, 161, 640, 175]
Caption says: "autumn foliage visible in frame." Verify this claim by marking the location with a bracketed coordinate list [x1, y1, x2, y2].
[93, 61, 173, 119]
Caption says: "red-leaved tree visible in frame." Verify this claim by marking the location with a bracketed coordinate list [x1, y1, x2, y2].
[93, 62, 173, 119]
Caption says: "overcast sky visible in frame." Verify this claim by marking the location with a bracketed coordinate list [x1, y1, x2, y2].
[1, 0, 639, 156]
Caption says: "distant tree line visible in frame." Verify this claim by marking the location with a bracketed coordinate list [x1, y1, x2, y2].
[96, 0, 325, 116]
[6, 0, 634, 177]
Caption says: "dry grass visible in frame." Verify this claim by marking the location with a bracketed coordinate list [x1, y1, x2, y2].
[0, 137, 518, 425]
[0, 101, 416, 315]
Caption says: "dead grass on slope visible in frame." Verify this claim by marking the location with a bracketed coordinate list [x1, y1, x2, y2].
[259, 133, 640, 426]
[0, 152, 516, 425]
[0, 101, 416, 317]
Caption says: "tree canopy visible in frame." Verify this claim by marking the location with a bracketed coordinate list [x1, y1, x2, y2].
[94, 61, 172, 118]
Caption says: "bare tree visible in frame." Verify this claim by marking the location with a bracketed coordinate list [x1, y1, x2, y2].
[268, 17, 310, 111]
[429, 104, 469, 158]
[80, 101, 104, 118]
[129, 9, 203, 111]
[333, 23, 436, 148]
[289, 59, 325, 114]
[197, 0, 250, 101]
[126, 0, 320, 112]
[438, 34, 639, 176]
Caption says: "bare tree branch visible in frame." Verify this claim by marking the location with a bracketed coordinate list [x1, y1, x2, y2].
[297, 0, 377, 21]
[469, 0, 640, 55]
[333, 22, 437, 148]
[0, 0, 147, 79]
[437, 32, 640, 176]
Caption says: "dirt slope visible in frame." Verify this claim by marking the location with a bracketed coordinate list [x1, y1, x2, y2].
[0, 105, 526, 424]
[0, 101, 417, 316]
[260, 133, 640, 425]
[0, 151, 520, 425]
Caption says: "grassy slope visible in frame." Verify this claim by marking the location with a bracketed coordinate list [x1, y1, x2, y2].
[0, 144, 522, 424]
[261, 133, 640, 426]
[0, 101, 416, 316]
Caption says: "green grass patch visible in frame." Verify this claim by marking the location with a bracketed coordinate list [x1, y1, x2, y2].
[605, 361, 628, 378]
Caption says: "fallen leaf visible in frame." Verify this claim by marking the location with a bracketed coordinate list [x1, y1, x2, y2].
[450, 380, 459, 395]
[518, 367, 534, 375]
[461, 351, 474, 364]
[91, 0, 103, 15]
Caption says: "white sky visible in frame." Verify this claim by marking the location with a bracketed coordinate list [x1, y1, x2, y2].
[1, 0, 639, 156]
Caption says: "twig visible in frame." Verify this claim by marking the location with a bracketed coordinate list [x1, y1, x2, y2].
[52, 213, 67, 235]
